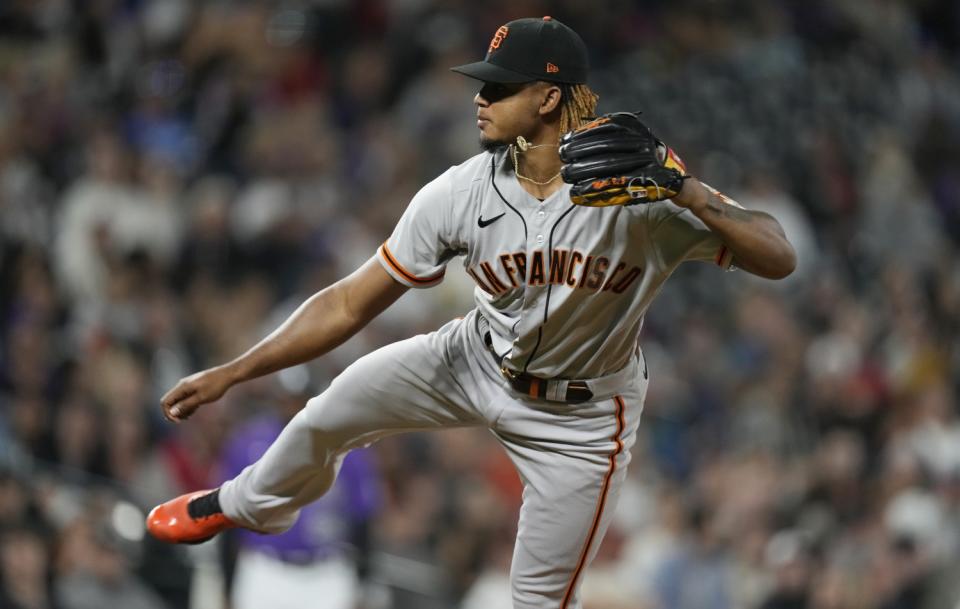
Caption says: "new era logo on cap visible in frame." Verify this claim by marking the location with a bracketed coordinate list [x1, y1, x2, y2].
[451, 16, 588, 84]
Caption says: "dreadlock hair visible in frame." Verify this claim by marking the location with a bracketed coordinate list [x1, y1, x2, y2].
[558, 83, 600, 138]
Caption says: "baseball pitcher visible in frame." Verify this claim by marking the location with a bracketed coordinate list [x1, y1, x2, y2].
[147, 17, 796, 609]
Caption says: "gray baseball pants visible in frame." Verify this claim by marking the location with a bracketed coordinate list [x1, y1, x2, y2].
[219, 309, 647, 609]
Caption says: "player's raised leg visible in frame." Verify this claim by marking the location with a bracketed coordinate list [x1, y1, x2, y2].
[148, 319, 482, 543]
[492, 383, 647, 609]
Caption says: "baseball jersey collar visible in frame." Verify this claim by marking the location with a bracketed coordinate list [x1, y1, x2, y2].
[494, 149, 572, 211]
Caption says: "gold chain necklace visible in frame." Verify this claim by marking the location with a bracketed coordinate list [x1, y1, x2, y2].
[510, 136, 561, 186]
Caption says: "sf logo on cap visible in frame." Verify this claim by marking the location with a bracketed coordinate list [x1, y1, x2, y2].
[488, 25, 509, 53]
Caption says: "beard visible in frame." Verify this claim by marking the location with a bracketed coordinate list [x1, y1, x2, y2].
[479, 134, 509, 154]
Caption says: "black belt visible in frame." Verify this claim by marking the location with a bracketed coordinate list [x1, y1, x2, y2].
[481, 328, 594, 404]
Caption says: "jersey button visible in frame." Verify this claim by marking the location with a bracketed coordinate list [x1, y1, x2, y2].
[536, 234, 545, 245]
[537, 210, 545, 218]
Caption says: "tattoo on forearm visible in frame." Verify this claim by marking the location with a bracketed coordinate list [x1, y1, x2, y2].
[704, 194, 756, 222]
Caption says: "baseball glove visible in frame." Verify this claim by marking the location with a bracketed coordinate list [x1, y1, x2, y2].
[559, 112, 689, 207]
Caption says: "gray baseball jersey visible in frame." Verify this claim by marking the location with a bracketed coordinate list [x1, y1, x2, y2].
[378, 149, 735, 379]
[218, 149, 743, 609]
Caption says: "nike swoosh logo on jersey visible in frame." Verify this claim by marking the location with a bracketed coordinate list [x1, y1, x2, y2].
[478, 212, 506, 228]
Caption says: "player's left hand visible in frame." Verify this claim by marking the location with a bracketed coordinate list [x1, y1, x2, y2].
[559, 111, 689, 207]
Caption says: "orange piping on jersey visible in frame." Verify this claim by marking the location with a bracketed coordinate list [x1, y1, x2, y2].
[379, 242, 445, 285]
[560, 395, 626, 609]
[714, 245, 728, 266]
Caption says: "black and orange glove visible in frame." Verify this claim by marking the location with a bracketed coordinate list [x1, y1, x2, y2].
[559, 112, 689, 207]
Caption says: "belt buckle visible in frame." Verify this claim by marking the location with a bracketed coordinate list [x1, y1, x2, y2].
[500, 365, 518, 381]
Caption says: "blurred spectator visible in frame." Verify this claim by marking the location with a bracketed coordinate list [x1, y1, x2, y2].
[0, 525, 57, 609]
[54, 511, 167, 609]
[734, 174, 819, 286]
[653, 499, 736, 609]
[53, 131, 137, 307]
[857, 134, 946, 276]
[759, 530, 814, 609]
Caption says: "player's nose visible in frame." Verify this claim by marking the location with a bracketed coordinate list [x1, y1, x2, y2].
[474, 91, 488, 107]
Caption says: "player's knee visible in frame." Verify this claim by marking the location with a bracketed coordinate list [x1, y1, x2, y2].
[295, 397, 359, 463]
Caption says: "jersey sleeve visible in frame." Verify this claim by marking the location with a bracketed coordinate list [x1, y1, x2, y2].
[648, 184, 743, 270]
[378, 169, 461, 288]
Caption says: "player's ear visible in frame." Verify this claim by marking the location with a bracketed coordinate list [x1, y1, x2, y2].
[538, 83, 562, 115]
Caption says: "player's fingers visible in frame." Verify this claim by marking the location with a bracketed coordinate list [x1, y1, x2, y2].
[167, 395, 201, 421]
[162, 405, 181, 423]
[161, 384, 196, 422]
[162, 399, 188, 423]
[161, 381, 193, 408]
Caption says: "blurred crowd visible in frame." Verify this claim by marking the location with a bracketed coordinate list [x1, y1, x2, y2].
[1, 0, 958, 608]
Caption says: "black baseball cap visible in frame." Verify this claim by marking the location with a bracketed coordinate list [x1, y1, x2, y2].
[451, 16, 588, 85]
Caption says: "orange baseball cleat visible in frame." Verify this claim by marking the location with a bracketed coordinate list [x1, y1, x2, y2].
[147, 489, 238, 544]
